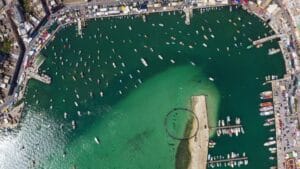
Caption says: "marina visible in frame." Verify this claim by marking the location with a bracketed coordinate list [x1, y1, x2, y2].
[213, 117, 244, 137]
[207, 152, 248, 168]
[0, 0, 296, 168]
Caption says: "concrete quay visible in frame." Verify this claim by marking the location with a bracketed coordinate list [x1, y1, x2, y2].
[26, 69, 51, 85]
[271, 75, 300, 169]
[188, 95, 208, 169]
[252, 34, 286, 46]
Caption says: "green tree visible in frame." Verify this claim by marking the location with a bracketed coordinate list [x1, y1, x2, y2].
[0, 38, 12, 54]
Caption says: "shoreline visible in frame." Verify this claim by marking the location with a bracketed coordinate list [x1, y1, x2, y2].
[187, 95, 209, 169]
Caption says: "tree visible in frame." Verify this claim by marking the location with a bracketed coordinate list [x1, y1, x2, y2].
[0, 38, 12, 54]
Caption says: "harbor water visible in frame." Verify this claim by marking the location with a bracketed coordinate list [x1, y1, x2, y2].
[0, 6, 285, 169]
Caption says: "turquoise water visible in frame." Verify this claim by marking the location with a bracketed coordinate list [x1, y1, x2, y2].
[0, 6, 285, 169]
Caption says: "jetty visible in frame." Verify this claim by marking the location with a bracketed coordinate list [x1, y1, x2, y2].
[188, 95, 209, 169]
[77, 18, 82, 36]
[253, 34, 285, 46]
[207, 157, 248, 164]
[207, 152, 249, 168]
[26, 67, 51, 84]
[183, 6, 193, 25]
[210, 124, 243, 130]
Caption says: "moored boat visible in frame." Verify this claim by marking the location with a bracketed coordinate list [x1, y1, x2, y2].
[260, 111, 274, 116]
[259, 106, 273, 112]
[94, 137, 100, 144]
[260, 102, 273, 107]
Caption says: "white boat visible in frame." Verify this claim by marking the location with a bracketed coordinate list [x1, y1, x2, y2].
[260, 111, 274, 116]
[72, 120, 76, 129]
[158, 55, 163, 60]
[64, 112, 67, 119]
[141, 58, 148, 67]
[226, 116, 231, 123]
[159, 23, 164, 27]
[94, 137, 100, 144]
[241, 127, 245, 134]
[74, 101, 78, 107]
[112, 62, 116, 68]
[202, 43, 207, 47]
[209, 77, 214, 81]
[235, 118, 240, 124]
[264, 140, 276, 146]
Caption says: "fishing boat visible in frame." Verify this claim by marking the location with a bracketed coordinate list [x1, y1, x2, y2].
[259, 106, 273, 112]
[260, 102, 273, 107]
[94, 137, 100, 144]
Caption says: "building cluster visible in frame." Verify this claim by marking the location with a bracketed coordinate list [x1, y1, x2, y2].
[0, 3, 19, 104]
[11, 0, 48, 44]
[46, 0, 63, 13]
[55, 0, 229, 25]
[0, 0, 61, 126]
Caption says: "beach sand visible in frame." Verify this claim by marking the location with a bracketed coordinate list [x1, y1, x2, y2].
[188, 95, 209, 169]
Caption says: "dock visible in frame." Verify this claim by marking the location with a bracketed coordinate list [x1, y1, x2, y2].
[253, 34, 285, 46]
[207, 152, 248, 168]
[26, 67, 51, 84]
[77, 18, 82, 36]
[210, 124, 243, 130]
[183, 6, 193, 25]
[207, 157, 248, 164]
[188, 95, 209, 169]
